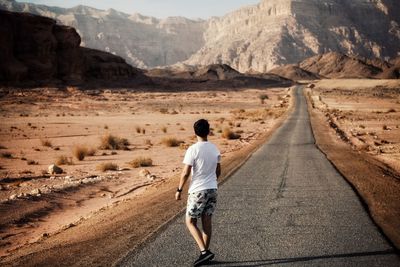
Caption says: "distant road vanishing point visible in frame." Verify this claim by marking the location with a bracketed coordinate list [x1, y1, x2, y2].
[117, 86, 400, 267]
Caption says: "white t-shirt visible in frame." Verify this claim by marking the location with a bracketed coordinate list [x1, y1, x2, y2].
[183, 141, 220, 193]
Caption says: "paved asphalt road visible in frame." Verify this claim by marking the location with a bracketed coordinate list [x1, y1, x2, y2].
[118, 86, 399, 266]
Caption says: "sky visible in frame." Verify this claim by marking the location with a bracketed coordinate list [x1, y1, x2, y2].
[20, 0, 261, 19]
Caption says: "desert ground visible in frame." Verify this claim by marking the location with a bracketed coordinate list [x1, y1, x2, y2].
[306, 79, 400, 248]
[0, 86, 291, 260]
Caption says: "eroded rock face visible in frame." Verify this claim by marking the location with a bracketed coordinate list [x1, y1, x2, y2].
[0, 10, 143, 85]
[185, 0, 400, 72]
[0, 0, 206, 68]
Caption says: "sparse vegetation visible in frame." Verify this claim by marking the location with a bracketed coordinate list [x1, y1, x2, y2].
[144, 139, 152, 146]
[27, 160, 38, 165]
[161, 137, 184, 147]
[221, 128, 241, 140]
[259, 94, 269, 104]
[135, 126, 141, 133]
[73, 145, 88, 161]
[161, 126, 168, 133]
[99, 134, 130, 150]
[387, 108, 396, 113]
[55, 155, 74, 165]
[41, 138, 52, 147]
[129, 157, 153, 168]
[96, 162, 118, 172]
[1, 152, 12, 158]
[86, 147, 97, 156]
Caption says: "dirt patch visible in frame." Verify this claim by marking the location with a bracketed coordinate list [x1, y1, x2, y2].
[306, 81, 400, 249]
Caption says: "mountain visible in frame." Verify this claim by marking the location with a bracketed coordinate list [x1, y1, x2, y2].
[185, 0, 400, 72]
[0, 10, 147, 86]
[2, 0, 399, 73]
[0, 0, 206, 68]
[269, 64, 320, 81]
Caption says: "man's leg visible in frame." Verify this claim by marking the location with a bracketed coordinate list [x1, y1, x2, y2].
[201, 214, 212, 250]
[185, 216, 206, 251]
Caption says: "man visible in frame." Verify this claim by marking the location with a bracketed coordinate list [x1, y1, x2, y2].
[175, 119, 221, 267]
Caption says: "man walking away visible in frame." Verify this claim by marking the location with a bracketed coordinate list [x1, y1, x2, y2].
[175, 119, 221, 266]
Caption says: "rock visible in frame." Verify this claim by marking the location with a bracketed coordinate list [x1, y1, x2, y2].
[299, 52, 383, 79]
[185, 0, 400, 72]
[48, 164, 63, 175]
[9, 194, 17, 200]
[0, 9, 148, 86]
[139, 169, 150, 178]
[30, 188, 41, 196]
[0, 1, 206, 68]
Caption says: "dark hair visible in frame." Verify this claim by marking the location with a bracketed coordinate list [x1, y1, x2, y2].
[194, 119, 210, 138]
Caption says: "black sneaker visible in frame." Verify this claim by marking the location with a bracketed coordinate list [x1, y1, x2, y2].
[193, 250, 215, 266]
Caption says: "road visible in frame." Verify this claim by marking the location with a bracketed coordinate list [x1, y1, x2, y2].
[117, 86, 399, 266]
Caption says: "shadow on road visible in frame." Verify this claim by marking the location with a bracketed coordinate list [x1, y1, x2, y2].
[206, 249, 397, 266]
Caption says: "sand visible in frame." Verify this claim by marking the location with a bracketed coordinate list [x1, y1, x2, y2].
[0, 86, 292, 261]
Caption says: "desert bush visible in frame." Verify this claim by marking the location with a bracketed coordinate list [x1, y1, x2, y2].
[99, 134, 130, 150]
[1, 152, 12, 158]
[383, 125, 390, 130]
[144, 139, 152, 146]
[96, 162, 118, 172]
[111, 151, 118, 155]
[387, 108, 396, 113]
[259, 94, 269, 104]
[161, 126, 168, 133]
[221, 128, 241, 140]
[159, 108, 169, 114]
[73, 145, 88, 161]
[86, 147, 97, 156]
[129, 157, 153, 168]
[359, 125, 366, 129]
[41, 138, 52, 147]
[135, 126, 141, 133]
[56, 155, 73, 165]
[162, 137, 184, 147]
[104, 125, 109, 130]
[27, 160, 38, 165]
[142, 128, 146, 134]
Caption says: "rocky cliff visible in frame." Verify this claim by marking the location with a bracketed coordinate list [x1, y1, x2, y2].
[2, 0, 399, 73]
[0, 10, 145, 85]
[185, 0, 400, 72]
[0, 0, 206, 69]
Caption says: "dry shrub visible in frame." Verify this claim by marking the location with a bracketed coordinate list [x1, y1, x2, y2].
[259, 94, 269, 104]
[161, 126, 167, 133]
[96, 162, 118, 172]
[1, 152, 12, 158]
[86, 147, 97, 156]
[27, 159, 38, 165]
[162, 137, 184, 147]
[142, 128, 146, 135]
[135, 126, 141, 133]
[144, 139, 152, 146]
[73, 145, 88, 161]
[387, 108, 396, 113]
[129, 157, 153, 168]
[221, 128, 241, 140]
[99, 134, 130, 150]
[41, 138, 52, 147]
[56, 155, 73, 165]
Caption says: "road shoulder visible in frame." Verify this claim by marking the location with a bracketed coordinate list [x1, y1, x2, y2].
[305, 88, 400, 250]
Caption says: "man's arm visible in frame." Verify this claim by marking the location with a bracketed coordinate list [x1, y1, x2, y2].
[216, 163, 221, 179]
[175, 164, 192, 200]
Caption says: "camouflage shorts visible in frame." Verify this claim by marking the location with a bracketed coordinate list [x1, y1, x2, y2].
[186, 189, 218, 218]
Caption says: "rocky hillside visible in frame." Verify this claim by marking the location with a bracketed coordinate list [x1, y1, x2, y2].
[185, 0, 400, 72]
[2, 0, 399, 72]
[0, 10, 146, 86]
[0, 0, 206, 68]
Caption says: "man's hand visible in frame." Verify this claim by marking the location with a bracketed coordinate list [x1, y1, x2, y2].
[175, 191, 181, 201]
